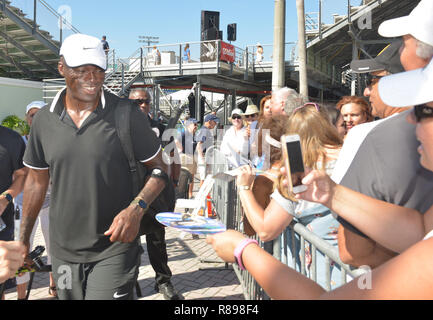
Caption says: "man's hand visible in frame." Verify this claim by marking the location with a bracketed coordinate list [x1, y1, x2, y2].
[0, 241, 26, 283]
[104, 206, 144, 243]
[293, 169, 336, 207]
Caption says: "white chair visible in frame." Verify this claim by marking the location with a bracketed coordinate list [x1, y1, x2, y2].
[175, 174, 215, 217]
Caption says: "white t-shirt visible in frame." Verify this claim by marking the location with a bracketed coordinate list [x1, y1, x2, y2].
[424, 229, 433, 240]
[331, 114, 398, 184]
[220, 125, 249, 168]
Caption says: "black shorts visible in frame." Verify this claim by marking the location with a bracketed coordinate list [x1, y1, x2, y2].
[51, 245, 142, 300]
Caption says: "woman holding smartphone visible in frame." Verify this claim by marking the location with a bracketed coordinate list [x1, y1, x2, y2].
[234, 103, 343, 289]
[207, 60, 433, 299]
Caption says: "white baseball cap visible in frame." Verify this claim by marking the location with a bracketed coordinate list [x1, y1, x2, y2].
[231, 108, 244, 117]
[379, 58, 433, 107]
[378, 0, 433, 46]
[60, 34, 107, 70]
[26, 101, 47, 114]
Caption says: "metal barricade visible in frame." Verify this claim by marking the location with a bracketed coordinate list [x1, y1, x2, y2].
[206, 147, 366, 299]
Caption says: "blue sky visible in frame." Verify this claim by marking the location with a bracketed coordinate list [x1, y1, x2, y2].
[11, 0, 354, 58]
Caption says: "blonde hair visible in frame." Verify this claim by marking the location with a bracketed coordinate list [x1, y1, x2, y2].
[277, 104, 342, 199]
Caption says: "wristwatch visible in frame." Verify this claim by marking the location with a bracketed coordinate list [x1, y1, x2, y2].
[130, 197, 148, 211]
[1, 192, 12, 203]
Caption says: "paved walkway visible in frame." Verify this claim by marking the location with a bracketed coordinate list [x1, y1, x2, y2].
[4, 182, 245, 300]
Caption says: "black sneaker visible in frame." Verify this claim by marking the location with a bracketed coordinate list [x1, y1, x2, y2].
[155, 282, 184, 300]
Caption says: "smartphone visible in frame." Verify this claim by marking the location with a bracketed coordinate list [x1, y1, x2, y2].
[281, 134, 307, 194]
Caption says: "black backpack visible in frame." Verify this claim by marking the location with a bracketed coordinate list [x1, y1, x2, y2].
[114, 98, 175, 235]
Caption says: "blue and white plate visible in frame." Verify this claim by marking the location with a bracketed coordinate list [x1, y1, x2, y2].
[155, 212, 226, 235]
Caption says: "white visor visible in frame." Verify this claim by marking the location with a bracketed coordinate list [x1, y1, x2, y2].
[379, 58, 433, 107]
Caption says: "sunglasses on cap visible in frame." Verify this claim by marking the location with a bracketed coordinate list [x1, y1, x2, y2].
[134, 98, 151, 105]
[232, 115, 242, 120]
[414, 104, 433, 122]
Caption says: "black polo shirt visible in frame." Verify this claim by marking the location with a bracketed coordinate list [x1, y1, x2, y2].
[0, 126, 25, 240]
[23, 89, 161, 263]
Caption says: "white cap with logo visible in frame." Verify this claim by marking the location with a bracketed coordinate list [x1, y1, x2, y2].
[59, 33, 107, 70]
[378, 0, 433, 47]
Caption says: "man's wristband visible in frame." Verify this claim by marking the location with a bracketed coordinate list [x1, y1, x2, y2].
[238, 185, 250, 191]
[1, 192, 13, 203]
[234, 238, 258, 270]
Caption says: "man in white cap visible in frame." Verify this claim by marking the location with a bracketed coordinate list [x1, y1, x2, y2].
[378, 0, 433, 71]
[19, 34, 169, 300]
[220, 108, 249, 168]
[332, 0, 433, 270]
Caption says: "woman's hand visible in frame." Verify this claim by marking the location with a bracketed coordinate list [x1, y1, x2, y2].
[206, 230, 247, 263]
[236, 165, 255, 188]
[293, 169, 337, 207]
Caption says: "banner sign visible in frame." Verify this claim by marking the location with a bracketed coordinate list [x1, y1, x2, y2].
[220, 41, 235, 63]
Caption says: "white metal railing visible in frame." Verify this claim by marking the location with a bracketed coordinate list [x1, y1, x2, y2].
[246, 42, 298, 65]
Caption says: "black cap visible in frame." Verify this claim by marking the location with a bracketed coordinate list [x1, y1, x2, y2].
[350, 39, 405, 74]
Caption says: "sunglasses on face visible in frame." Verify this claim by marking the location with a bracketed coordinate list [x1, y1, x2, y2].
[364, 74, 384, 88]
[245, 114, 258, 119]
[414, 104, 433, 122]
[134, 99, 150, 105]
[232, 115, 242, 120]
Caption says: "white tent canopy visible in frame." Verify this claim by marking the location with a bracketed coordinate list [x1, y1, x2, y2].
[166, 90, 225, 102]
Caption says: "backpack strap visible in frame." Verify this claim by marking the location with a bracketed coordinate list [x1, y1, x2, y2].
[114, 99, 143, 197]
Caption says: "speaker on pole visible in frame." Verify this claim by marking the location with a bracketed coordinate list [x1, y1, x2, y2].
[227, 23, 237, 42]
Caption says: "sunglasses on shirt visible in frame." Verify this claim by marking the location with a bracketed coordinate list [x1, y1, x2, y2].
[414, 104, 433, 122]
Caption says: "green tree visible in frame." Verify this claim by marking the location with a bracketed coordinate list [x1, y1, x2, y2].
[1, 115, 30, 136]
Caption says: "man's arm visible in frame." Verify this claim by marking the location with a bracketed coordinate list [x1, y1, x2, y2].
[296, 170, 427, 253]
[337, 225, 397, 268]
[105, 150, 169, 243]
[0, 167, 28, 216]
[19, 169, 49, 252]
